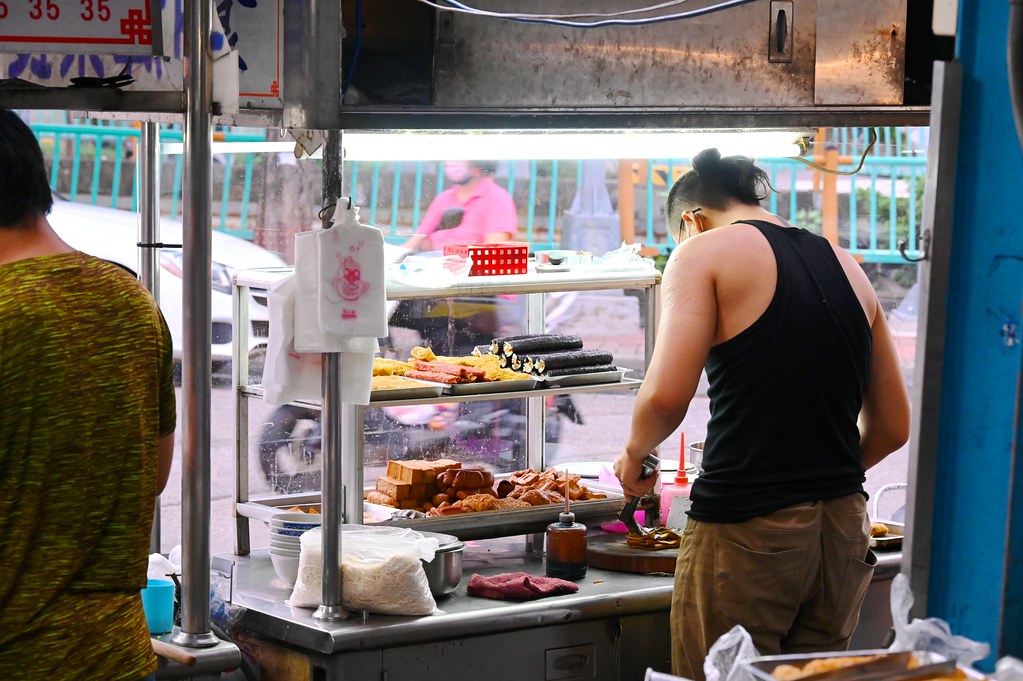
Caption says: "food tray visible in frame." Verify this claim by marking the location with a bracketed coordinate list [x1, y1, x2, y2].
[870, 521, 905, 550]
[371, 379, 447, 401]
[443, 377, 539, 395]
[743, 650, 979, 681]
[364, 481, 626, 541]
[542, 367, 628, 388]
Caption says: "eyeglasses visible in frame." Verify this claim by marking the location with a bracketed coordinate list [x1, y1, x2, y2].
[672, 207, 701, 243]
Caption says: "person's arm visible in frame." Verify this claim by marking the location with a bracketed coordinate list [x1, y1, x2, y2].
[401, 233, 431, 251]
[859, 303, 911, 468]
[483, 231, 512, 244]
[613, 238, 717, 497]
[830, 245, 911, 469]
[482, 185, 519, 242]
[157, 431, 174, 495]
[402, 193, 446, 250]
[156, 314, 177, 496]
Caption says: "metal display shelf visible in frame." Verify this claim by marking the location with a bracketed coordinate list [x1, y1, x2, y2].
[232, 265, 660, 554]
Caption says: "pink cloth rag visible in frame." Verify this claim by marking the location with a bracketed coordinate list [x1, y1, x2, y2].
[467, 572, 579, 600]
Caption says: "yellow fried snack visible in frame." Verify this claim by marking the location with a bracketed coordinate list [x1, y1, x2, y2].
[372, 375, 428, 391]
[410, 346, 437, 362]
[870, 522, 890, 537]
[373, 357, 412, 376]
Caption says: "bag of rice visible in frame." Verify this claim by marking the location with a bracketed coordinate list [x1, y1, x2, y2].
[289, 525, 439, 616]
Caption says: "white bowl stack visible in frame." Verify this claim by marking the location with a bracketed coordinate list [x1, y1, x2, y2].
[267, 512, 321, 586]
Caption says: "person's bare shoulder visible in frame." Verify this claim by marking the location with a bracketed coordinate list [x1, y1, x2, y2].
[827, 241, 877, 325]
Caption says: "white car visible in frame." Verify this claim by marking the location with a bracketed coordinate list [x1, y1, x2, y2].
[47, 199, 286, 368]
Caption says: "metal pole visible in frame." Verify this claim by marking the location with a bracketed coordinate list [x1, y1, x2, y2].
[173, 0, 218, 648]
[138, 121, 163, 555]
[314, 130, 348, 622]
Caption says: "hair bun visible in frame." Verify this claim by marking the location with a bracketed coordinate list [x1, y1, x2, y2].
[692, 148, 721, 175]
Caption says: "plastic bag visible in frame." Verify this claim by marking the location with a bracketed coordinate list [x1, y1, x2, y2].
[888, 573, 990, 666]
[389, 253, 473, 289]
[994, 657, 1023, 681]
[293, 202, 388, 351]
[289, 525, 440, 616]
[261, 274, 323, 406]
[704, 625, 761, 681]
[579, 241, 658, 274]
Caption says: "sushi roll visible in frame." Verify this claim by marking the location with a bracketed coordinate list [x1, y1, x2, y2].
[502, 334, 583, 357]
[524, 349, 614, 375]
[541, 363, 617, 379]
[490, 334, 538, 355]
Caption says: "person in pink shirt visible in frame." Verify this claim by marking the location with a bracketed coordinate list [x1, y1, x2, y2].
[403, 161, 518, 251]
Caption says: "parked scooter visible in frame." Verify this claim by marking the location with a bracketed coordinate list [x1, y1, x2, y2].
[258, 395, 581, 494]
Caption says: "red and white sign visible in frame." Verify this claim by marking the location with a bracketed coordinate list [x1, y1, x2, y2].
[0, 0, 162, 55]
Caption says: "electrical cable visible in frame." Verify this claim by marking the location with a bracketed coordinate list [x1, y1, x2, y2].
[434, 0, 692, 20]
[342, 0, 363, 95]
[791, 128, 877, 176]
[412, 0, 757, 28]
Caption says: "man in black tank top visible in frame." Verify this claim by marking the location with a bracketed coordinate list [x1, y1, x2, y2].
[613, 150, 910, 680]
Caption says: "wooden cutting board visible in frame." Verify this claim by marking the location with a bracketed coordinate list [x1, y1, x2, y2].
[586, 532, 679, 574]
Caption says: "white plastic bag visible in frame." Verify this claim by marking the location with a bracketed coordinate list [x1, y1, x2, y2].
[293, 202, 387, 351]
[261, 274, 322, 406]
[704, 625, 761, 681]
[888, 573, 990, 666]
[289, 525, 440, 616]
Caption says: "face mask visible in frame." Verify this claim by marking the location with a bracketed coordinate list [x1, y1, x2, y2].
[444, 161, 474, 185]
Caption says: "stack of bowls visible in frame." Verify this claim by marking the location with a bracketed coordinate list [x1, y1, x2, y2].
[268, 512, 321, 586]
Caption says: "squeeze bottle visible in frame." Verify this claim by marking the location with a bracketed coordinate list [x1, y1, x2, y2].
[546, 470, 588, 580]
[660, 433, 692, 527]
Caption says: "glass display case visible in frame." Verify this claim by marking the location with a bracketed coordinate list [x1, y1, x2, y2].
[231, 265, 660, 553]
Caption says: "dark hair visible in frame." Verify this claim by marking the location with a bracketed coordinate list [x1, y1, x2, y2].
[0, 109, 53, 228]
[665, 148, 773, 231]
[470, 160, 498, 175]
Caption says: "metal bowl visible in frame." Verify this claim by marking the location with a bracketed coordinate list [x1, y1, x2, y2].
[421, 541, 465, 597]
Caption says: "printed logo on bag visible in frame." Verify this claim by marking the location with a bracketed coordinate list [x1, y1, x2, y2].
[333, 254, 370, 303]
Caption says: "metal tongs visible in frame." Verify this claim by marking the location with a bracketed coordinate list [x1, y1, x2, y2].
[617, 453, 660, 535]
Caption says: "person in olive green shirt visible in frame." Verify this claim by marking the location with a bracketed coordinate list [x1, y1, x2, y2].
[0, 109, 176, 680]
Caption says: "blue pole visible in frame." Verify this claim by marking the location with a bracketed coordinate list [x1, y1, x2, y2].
[927, 0, 1023, 661]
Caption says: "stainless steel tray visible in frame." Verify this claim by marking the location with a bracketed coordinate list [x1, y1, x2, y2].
[364, 480, 625, 541]
[370, 379, 446, 401]
[743, 650, 979, 681]
[869, 521, 904, 550]
[369, 496, 625, 540]
[443, 377, 539, 395]
[542, 367, 628, 387]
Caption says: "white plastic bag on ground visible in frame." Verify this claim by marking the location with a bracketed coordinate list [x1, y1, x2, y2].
[888, 573, 990, 666]
[705, 625, 761, 681]
[289, 525, 440, 616]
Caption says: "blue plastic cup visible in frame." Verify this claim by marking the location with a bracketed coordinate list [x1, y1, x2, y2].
[141, 578, 175, 634]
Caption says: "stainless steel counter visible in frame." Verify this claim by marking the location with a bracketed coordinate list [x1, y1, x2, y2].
[229, 541, 673, 656]
[227, 540, 903, 657]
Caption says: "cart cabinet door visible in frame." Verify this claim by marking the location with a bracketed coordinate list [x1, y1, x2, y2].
[381, 620, 615, 681]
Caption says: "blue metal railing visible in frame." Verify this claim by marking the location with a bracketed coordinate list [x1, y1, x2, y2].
[29, 119, 928, 263]
[30, 120, 265, 238]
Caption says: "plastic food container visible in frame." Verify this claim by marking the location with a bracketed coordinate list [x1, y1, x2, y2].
[444, 242, 529, 276]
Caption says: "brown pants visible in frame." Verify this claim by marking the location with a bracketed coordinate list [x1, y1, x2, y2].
[670, 494, 876, 681]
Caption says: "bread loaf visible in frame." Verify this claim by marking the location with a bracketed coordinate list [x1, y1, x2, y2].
[452, 468, 494, 490]
[375, 476, 429, 501]
[366, 490, 397, 507]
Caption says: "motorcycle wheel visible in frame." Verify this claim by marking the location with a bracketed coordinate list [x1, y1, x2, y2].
[259, 405, 322, 494]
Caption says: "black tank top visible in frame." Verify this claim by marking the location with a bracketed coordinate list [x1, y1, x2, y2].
[688, 220, 872, 523]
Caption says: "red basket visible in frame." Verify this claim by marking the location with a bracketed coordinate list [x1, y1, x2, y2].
[444, 242, 529, 276]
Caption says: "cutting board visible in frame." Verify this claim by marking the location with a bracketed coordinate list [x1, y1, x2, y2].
[586, 532, 679, 574]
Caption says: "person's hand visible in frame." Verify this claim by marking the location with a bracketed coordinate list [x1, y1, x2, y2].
[613, 450, 660, 500]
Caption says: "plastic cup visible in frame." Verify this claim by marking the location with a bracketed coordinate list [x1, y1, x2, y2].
[141, 578, 175, 634]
